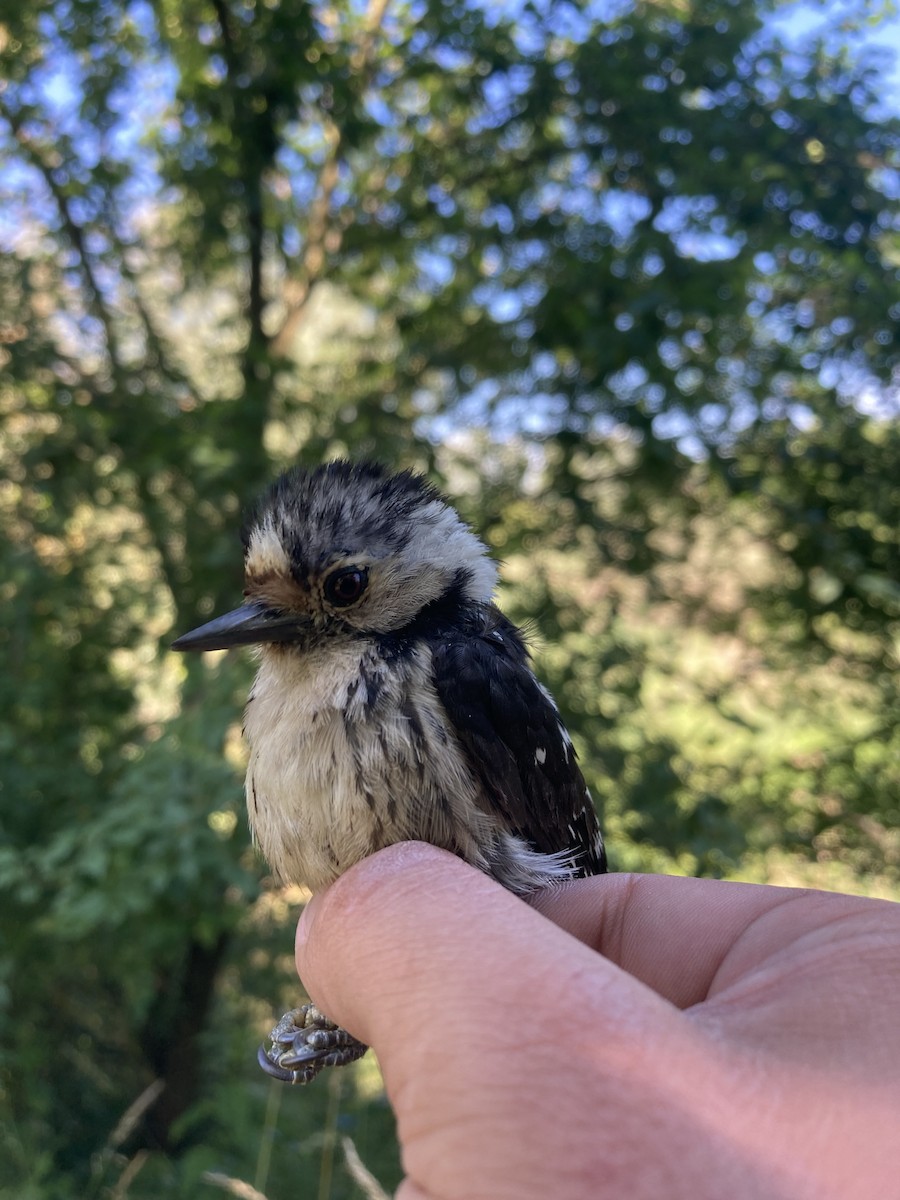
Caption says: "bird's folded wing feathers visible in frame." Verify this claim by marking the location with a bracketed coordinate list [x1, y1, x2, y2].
[429, 606, 606, 876]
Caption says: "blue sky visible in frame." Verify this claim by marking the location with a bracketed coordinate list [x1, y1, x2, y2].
[773, 0, 900, 116]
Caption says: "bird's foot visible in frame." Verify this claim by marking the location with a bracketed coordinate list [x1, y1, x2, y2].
[258, 1003, 368, 1084]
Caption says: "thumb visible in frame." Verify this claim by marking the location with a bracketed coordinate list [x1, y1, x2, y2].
[295, 841, 666, 1060]
[295, 843, 705, 1199]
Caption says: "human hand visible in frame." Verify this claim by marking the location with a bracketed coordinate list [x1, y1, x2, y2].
[295, 842, 900, 1200]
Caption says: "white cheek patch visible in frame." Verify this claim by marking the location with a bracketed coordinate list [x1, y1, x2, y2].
[412, 500, 499, 603]
[246, 521, 291, 577]
[343, 500, 499, 633]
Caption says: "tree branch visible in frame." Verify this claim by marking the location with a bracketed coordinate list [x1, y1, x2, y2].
[271, 0, 391, 358]
[210, 0, 273, 372]
[1, 101, 128, 382]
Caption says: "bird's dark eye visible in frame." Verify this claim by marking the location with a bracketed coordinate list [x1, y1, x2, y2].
[324, 566, 369, 608]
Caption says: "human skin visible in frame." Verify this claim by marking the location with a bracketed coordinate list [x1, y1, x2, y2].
[295, 841, 900, 1200]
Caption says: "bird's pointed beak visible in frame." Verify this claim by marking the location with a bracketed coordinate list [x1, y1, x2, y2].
[171, 602, 307, 652]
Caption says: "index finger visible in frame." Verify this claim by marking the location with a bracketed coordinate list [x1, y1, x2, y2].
[530, 873, 866, 1008]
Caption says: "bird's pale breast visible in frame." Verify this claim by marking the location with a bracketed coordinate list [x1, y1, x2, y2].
[243, 639, 499, 892]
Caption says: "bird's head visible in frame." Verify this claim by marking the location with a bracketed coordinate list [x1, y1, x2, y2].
[172, 461, 499, 653]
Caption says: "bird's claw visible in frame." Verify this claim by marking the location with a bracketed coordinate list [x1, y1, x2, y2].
[258, 1003, 368, 1084]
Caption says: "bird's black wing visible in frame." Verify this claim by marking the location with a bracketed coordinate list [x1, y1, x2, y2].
[429, 604, 606, 877]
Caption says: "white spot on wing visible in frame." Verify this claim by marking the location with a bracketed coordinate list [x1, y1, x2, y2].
[535, 746, 547, 765]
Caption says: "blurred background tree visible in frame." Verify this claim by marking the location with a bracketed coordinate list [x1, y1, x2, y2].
[1, 0, 897, 1195]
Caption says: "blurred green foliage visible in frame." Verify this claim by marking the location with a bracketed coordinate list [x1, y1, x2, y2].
[1, 0, 898, 1195]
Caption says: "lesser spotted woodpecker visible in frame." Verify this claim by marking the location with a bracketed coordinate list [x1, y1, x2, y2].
[173, 461, 606, 1082]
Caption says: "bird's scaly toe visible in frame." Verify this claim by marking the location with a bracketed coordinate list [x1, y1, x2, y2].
[259, 1003, 368, 1084]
